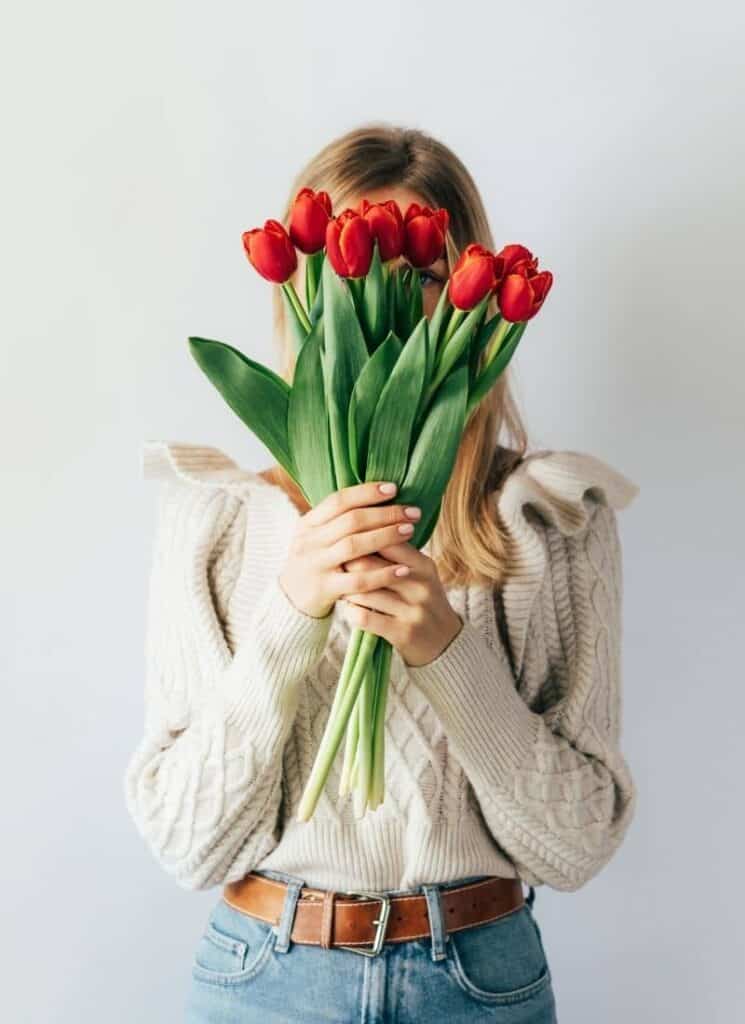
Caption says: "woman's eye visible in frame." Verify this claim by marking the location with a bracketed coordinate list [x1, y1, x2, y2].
[418, 269, 442, 288]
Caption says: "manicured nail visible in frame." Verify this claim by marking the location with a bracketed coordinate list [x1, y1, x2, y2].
[379, 483, 397, 494]
[398, 522, 414, 534]
[394, 565, 410, 577]
[404, 506, 421, 519]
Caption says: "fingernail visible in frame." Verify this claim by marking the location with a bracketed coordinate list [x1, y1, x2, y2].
[394, 565, 410, 577]
[379, 483, 397, 494]
[398, 522, 414, 534]
[404, 506, 421, 520]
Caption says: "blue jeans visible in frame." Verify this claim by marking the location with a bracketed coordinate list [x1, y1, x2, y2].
[184, 868, 558, 1022]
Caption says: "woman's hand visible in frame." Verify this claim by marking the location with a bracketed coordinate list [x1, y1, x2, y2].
[278, 481, 423, 620]
[340, 545, 464, 668]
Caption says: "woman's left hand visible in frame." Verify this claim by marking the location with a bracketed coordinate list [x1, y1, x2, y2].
[341, 542, 463, 668]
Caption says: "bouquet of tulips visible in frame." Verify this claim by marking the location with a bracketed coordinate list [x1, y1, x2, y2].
[189, 187, 553, 822]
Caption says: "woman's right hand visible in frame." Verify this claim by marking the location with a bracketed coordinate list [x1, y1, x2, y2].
[278, 481, 422, 619]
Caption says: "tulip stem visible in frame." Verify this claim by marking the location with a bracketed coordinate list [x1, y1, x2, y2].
[442, 307, 466, 348]
[296, 629, 379, 822]
[281, 281, 312, 335]
[346, 276, 365, 311]
[369, 641, 392, 808]
[305, 251, 324, 311]
[484, 317, 511, 364]
[339, 684, 360, 797]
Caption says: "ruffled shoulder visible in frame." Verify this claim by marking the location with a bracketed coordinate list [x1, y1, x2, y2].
[495, 448, 640, 676]
[141, 439, 268, 495]
[497, 447, 639, 536]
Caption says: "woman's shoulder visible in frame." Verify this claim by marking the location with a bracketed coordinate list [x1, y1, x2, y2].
[141, 439, 309, 506]
[492, 446, 639, 676]
[140, 440, 307, 543]
[495, 445, 640, 540]
[141, 439, 271, 493]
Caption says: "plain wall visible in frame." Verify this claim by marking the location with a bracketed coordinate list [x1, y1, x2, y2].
[3, 1, 744, 1020]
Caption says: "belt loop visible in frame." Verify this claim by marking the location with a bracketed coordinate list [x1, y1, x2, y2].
[319, 890, 335, 949]
[257, 869, 307, 955]
[421, 883, 448, 962]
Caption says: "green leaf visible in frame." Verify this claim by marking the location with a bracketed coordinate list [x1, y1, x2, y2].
[365, 317, 428, 485]
[469, 311, 503, 378]
[467, 321, 527, 413]
[361, 240, 388, 349]
[348, 330, 402, 481]
[397, 364, 469, 548]
[305, 250, 324, 312]
[414, 496, 443, 550]
[188, 336, 295, 478]
[408, 265, 423, 327]
[429, 293, 490, 394]
[309, 259, 325, 325]
[321, 256, 369, 488]
[393, 265, 410, 338]
[384, 263, 396, 338]
[288, 315, 336, 505]
[428, 281, 452, 354]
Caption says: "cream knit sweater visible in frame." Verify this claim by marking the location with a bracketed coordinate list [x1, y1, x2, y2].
[123, 440, 640, 895]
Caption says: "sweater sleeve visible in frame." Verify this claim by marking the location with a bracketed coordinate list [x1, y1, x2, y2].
[405, 450, 639, 892]
[123, 472, 333, 891]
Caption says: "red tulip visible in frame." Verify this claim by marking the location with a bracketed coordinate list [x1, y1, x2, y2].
[497, 243, 537, 277]
[358, 199, 404, 261]
[448, 243, 504, 311]
[403, 203, 450, 268]
[242, 219, 297, 284]
[498, 261, 553, 322]
[326, 208, 374, 277]
[289, 187, 332, 254]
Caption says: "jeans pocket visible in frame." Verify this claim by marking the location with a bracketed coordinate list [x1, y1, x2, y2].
[191, 901, 276, 988]
[446, 904, 552, 1007]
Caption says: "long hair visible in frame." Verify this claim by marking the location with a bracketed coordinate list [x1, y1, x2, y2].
[271, 122, 530, 588]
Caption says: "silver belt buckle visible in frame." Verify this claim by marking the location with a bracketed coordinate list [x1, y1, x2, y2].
[336, 890, 391, 957]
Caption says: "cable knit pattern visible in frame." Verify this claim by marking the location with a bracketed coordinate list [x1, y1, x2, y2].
[123, 439, 640, 894]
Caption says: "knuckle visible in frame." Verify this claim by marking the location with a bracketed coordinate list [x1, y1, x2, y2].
[368, 482, 387, 503]
[288, 533, 304, 557]
[401, 621, 417, 644]
[342, 535, 360, 560]
[349, 569, 370, 593]
[409, 605, 426, 626]
[347, 572, 366, 593]
[348, 508, 366, 531]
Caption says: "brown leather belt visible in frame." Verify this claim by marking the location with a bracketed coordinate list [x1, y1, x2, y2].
[222, 872, 525, 956]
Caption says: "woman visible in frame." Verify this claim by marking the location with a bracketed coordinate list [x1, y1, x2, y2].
[124, 123, 640, 1023]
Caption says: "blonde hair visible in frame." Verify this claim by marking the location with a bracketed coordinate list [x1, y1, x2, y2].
[271, 122, 530, 588]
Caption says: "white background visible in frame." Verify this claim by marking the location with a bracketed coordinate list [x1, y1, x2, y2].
[3, 1, 744, 1021]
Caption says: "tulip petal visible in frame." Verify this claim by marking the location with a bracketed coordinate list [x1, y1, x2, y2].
[498, 273, 535, 322]
[339, 216, 373, 277]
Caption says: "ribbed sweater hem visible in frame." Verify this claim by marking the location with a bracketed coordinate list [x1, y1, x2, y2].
[255, 815, 521, 893]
